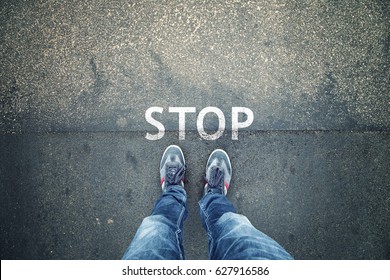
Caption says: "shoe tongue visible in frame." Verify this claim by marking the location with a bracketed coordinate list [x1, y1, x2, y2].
[209, 166, 224, 189]
[166, 162, 184, 185]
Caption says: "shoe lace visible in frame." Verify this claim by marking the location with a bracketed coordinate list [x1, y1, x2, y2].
[207, 166, 225, 192]
[166, 162, 185, 186]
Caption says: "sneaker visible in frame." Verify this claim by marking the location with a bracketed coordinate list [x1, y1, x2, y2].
[160, 145, 186, 191]
[204, 149, 232, 196]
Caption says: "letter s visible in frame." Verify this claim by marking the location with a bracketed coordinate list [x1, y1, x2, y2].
[145, 107, 165, 140]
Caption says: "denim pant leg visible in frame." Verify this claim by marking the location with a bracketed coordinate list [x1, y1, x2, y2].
[199, 193, 293, 260]
[122, 186, 188, 260]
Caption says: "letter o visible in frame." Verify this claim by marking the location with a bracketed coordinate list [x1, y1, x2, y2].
[197, 107, 225, 140]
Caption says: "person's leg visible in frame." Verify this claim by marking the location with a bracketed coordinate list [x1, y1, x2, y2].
[198, 149, 293, 260]
[122, 186, 187, 260]
[122, 145, 187, 260]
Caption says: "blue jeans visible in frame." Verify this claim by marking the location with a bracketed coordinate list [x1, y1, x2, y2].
[122, 186, 293, 260]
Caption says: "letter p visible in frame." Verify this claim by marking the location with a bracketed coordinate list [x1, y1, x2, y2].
[232, 107, 254, 140]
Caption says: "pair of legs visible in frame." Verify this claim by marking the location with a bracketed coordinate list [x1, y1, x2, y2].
[122, 145, 293, 260]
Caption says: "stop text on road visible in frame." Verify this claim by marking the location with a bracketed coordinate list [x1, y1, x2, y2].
[145, 106, 254, 140]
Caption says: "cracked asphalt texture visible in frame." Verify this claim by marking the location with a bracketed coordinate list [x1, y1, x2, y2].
[1, 0, 389, 259]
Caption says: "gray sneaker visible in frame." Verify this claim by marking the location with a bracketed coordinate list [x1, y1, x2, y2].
[204, 149, 232, 196]
[160, 145, 186, 191]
